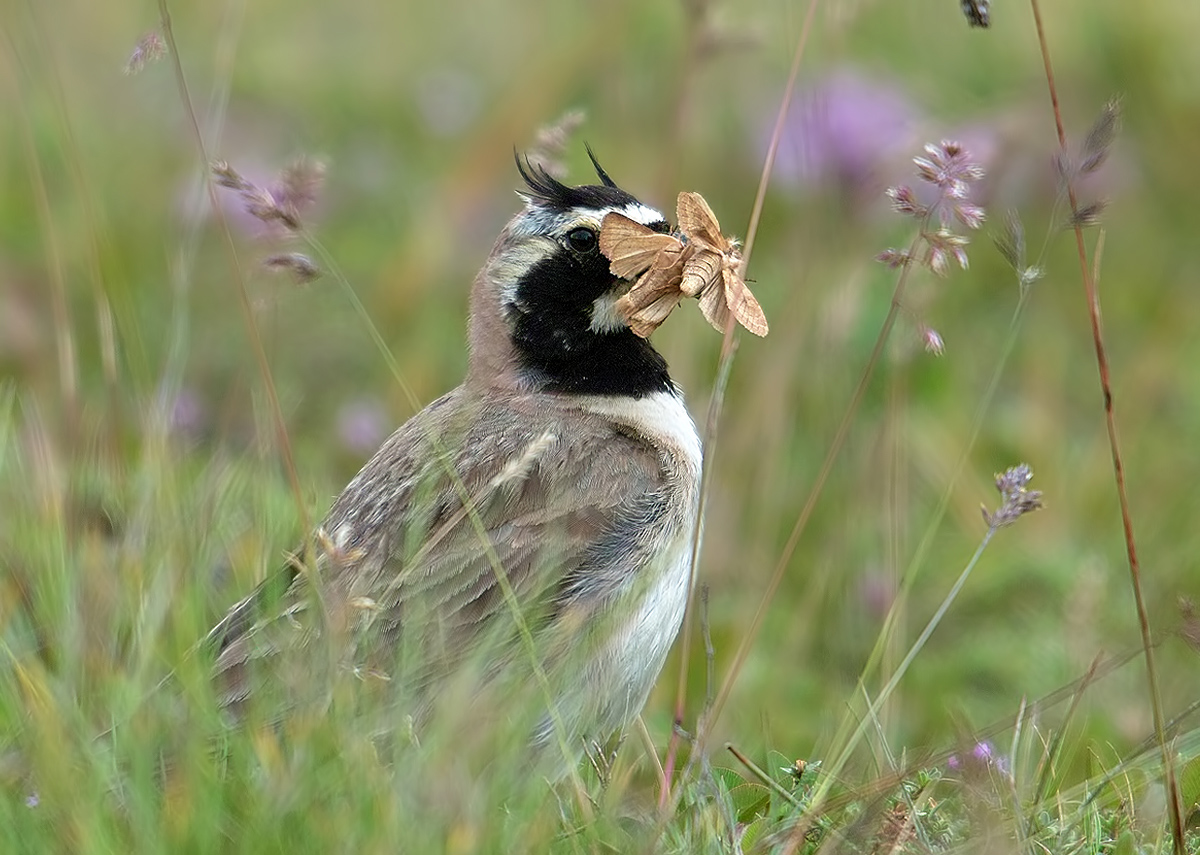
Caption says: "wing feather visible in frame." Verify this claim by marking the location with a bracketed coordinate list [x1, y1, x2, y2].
[211, 387, 669, 713]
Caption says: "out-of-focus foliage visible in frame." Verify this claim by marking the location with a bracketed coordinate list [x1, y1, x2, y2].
[3, 0, 1200, 850]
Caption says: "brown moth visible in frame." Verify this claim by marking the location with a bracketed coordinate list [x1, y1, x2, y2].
[675, 191, 769, 337]
[598, 192, 768, 338]
[600, 212, 689, 338]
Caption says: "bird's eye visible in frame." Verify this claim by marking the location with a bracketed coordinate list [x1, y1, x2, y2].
[566, 227, 597, 253]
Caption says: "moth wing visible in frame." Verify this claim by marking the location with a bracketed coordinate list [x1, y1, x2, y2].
[697, 280, 731, 333]
[622, 292, 684, 338]
[676, 192, 725, 249]
[628, 259, 685, 305]
[600, 212, 682, 279]
[724, 267, 769, 336]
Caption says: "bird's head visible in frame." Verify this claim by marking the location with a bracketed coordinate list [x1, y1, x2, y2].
[467, 151, 675, 398]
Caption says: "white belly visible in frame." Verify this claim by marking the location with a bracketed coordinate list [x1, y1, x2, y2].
[600, 532, 695, 731]
[569, 389, 703, 737]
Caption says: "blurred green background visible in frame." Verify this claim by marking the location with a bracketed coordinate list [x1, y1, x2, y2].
[3, 0, 1199, 782]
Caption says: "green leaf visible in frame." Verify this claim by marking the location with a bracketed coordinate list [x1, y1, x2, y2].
[767, 749, 797, 786]
[711, 765, 747, 793]
[728, 783, 771, 824]
[740, 816, 766, 851]
[1178, 755, 1200, 812]
[1111, 828, 1137, 855]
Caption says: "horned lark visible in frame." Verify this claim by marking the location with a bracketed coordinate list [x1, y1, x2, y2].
[209, 154, 701, 753]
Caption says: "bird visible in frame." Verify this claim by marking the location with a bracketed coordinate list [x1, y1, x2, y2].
[207, 152, 702, 758]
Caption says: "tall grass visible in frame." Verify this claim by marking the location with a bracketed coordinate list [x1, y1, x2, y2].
[2, 0, 1199, 851]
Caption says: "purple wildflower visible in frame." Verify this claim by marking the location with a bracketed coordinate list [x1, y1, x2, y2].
[982, 464, 1043, 529]
[169, 387, 207, 439]
[921, 326, 945, 356]
[769, 69, 919, 194]
[124, 31, 166, 76]
[947, 741, 1011, 777]
[337, 399, 389, 456]
[880, 140, 986, 278]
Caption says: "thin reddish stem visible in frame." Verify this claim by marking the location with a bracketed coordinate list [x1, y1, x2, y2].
[1029, 2, 1183, 851]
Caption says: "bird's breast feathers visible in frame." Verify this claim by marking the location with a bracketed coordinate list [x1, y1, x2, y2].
[566, 389, 702, 732]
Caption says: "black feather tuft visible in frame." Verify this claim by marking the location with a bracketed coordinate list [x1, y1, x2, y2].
[585, 144, 617, 188]
[514, 150, 642, 213]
